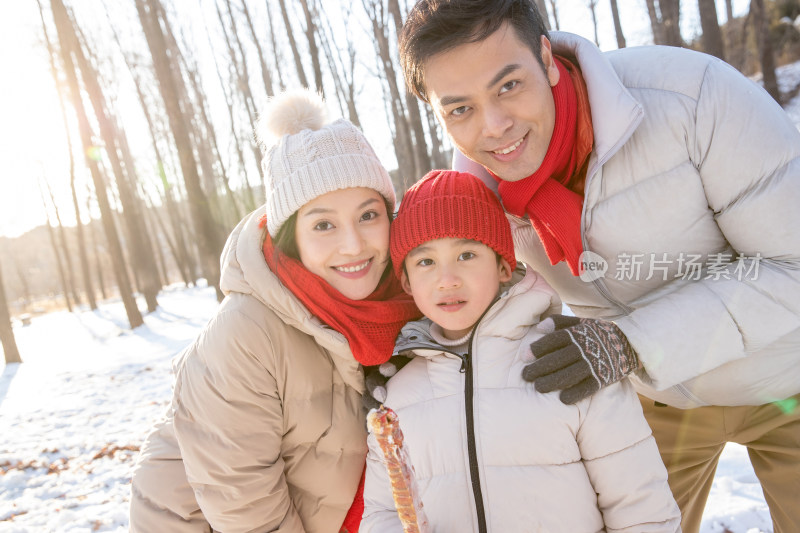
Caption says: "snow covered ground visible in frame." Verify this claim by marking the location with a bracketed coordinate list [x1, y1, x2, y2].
[5, 59, 800, 533]
[0, 285, 219, 533]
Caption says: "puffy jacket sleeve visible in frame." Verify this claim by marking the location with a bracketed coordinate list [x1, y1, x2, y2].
[576, 380, 681, 532]
[361, 429, 406, 532]
[615, 58, 800, 390]
[171, 304, 305, 533]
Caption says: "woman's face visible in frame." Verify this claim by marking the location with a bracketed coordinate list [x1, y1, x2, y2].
[295, 187, 391, 300]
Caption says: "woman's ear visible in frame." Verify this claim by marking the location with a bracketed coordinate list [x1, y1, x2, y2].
[498, 258, 513, 282]
[400, 268, 413, 295]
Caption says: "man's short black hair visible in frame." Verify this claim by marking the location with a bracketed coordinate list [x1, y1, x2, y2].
[399, 0, 550, 102]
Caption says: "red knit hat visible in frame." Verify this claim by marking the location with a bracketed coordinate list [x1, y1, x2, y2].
[390, 170, 516, 279]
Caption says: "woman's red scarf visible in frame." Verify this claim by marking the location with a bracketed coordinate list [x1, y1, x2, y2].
[260, 217, 421, 367]
[494, 56, 593, 276]
[339, 467, 365, 533]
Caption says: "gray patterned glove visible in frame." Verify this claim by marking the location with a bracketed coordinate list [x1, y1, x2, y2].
[522, 315, 640, 404]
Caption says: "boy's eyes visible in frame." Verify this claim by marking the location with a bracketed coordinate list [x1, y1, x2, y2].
[450, 105, 469, 117]
[414, 251, 475, 266]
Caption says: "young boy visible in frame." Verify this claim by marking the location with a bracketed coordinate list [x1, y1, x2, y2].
[362, 170, 681, 532]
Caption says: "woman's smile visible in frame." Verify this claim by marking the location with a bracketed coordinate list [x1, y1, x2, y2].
[296, 187, 391, 300]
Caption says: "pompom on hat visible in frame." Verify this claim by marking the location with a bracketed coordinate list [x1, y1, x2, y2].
[390, 170, 516, 279]
[257, 89, 396, 237]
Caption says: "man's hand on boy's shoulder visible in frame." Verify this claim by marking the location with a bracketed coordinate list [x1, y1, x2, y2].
[523, 315, 641, 404]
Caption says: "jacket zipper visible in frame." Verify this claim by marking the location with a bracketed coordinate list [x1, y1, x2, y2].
[580, 106, 642, 316]
[463, 302, 498, 533]
[464, 330, 487, 533]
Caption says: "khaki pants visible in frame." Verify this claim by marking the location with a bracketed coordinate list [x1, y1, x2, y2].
[640, 394, 800, 533]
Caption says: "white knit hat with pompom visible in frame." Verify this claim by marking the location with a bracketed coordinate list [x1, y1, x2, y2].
[257, 89, 396, 237]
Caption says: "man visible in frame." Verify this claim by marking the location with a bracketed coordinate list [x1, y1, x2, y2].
[397, 1, 800, 531]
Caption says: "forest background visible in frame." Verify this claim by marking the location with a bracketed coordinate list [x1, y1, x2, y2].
[3, 0, 800, 361]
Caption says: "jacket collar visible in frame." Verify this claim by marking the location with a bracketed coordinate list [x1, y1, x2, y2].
[219, 207, 363, 391]
[548, 32, 643, 177]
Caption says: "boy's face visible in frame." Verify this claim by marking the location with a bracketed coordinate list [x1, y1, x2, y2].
[422, 22, 560, 182]
[401, 238, 512, 340]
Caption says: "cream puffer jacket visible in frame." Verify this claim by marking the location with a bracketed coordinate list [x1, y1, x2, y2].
[361, 268, 680, 533]
[457, 32, 800, 409]
[130, 207, 368, 532]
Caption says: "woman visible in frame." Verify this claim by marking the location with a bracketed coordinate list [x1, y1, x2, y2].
[129, 90, 420, 533]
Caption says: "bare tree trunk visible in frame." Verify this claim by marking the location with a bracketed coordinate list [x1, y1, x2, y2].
[317, 2, 360, 126]
[203, 10, 258, 211]
[69, 171, 96, 310]
[221, 0, 260, 123]
[39, 186, 73, 313]
[660, 0, 683, 47]
[364, 0, 416, 186]
[138, 188, 168, 287]
[549, 0, 560, 30]
[725, 0, 734, 23]
[86, 195, 108, 301]
[145, 189, 192, 286]
[10, 257, 32, 310]
[645, 0, 666, 44]
[533, 0, 551, 30]
[0, 259, 22, 364]
[297, 0, 325, 95]
[587, 0, 600, 47]
[185, 58, 244, 221]
[752, 0, 780, 102]
[241, 0, 275, 97]
[698, 0, 726, 60]
[609, 0, 627, 48]
[44, 181, 81, 308]
[425, 105, 450, 169]
[136, 0, 223, 300]
[216, 0, 265, 194]
[61, 4, 161, 313]
[51, 0, 144, 328]
[113, 40, 196, 288]
[389, 0, 432, 175]
[37, 0, 97, 311]
[277, 0, 309, 87]
[265, 0, 286, 91]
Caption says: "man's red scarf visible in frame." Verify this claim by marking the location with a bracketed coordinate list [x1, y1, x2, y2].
[495, 56, 593, 276]
[260, 218, 421, 367]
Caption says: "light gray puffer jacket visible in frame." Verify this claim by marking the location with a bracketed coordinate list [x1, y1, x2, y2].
[362, 268, 681, 533]
[457, 32, 800, 409]
[130, 207, 368, 533]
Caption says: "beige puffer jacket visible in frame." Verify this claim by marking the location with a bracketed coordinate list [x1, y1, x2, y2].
[362, 268, 680, 533]
[457, 32, 800, 409]
[130, 207, 368, 532]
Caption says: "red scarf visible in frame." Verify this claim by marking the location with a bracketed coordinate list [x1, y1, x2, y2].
[495, 57, 593, 276]
[339, 467, 365, 533]
[260, 216, 421, 366]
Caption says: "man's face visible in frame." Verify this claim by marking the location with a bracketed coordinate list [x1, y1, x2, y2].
[423, 23, 560, 182]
